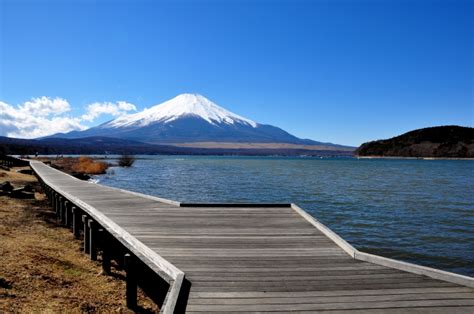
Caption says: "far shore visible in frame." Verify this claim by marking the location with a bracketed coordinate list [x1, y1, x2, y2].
[29, 154, 474, 161]
[356, 155, 474, 161]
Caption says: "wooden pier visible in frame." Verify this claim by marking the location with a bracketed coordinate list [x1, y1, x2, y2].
[27, 159, 474, 313]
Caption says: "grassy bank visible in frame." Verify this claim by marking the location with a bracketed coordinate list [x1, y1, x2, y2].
[0, 166, 158, 312]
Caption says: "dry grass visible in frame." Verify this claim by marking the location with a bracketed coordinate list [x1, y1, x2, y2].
[35, 156, 109, 176]
[0, 167, 37, 186]
[0, 167, 159, 312]
[71, 157, 109, 175]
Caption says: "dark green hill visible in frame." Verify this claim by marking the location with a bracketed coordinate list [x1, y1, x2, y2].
[356, 126, 474, 158]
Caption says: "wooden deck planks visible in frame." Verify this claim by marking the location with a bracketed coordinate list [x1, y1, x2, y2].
[30, 161, 474, 313]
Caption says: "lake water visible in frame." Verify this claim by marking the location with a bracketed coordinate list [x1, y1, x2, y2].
[94, 156, 474, 277]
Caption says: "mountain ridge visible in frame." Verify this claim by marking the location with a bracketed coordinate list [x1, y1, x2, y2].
[46, 93, 351, 148]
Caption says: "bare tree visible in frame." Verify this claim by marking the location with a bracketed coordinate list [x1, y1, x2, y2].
[118, 154, 135, 167]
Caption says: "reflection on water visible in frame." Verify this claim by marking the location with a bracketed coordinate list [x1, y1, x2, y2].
[96, 156, 474, 277]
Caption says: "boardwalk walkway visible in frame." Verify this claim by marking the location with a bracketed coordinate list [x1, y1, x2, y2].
[29, 160, 474, 313]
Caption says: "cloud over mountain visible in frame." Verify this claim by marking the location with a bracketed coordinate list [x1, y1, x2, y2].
[0, 97, 136, 138]
[81, 101, 137, 122]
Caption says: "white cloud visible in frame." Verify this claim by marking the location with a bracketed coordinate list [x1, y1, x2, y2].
[20, 96, 70, 117]
[7, 116, 85, 139]
[81, 101, 136, 122]
[0, 97, 137, 138]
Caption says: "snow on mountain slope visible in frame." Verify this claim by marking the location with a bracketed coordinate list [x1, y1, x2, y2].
[45, 93, 351, 148]
[104, 93, 257, 128]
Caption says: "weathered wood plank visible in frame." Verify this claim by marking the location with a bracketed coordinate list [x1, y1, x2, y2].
[142, 241, 337, 249]
[185, 269, 404, 278]
[189, 292, 474, 305]
[188, 276, 445, 288]
[186, 273, 422, 282]
[187, 281, 458, 293]
[188, 286, 474, 299]
[153, 248, 346, 256]
[185, 299, 474, 312]
[186, 308, 474, 314]
[181, 265, 391, 273]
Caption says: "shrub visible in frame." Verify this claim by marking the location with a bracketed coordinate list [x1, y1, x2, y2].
[72, 156, 108, 174]
[118, 154, 135, 167]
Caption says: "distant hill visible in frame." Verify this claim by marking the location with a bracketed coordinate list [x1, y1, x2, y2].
[356, 126, 474, 158]
[0, 136, 353, 157]
[0, 136, 179, 155]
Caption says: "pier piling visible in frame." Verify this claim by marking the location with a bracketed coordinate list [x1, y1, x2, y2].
[72, 207, 80, 238]
[88, 219, 97, 261]
[62, 200, 68, 226]
[82, 215, 89, 254]
[99, 229, 111, 274]
[124, 253, 137, 309]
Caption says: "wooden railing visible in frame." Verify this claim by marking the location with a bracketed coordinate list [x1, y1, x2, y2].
[0, 155, 30, 167]
[30, 160, 185, 313]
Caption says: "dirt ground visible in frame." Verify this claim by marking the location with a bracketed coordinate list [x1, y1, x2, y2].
[0, 166, 159, 312]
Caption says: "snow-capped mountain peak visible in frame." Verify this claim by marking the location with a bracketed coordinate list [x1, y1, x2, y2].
[46, 93, 345, 148]
[105, 93, 257, 128]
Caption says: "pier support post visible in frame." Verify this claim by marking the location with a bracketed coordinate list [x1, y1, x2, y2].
[62, 201, 69, 226]
[69, 205, 73, 228]
[58, 197, 63, 222]
[46, 187, 51, 205]
[82, 215, 90, 254]
[124, 253, 137, 309]
[58, 196, 63, 219]
[53, 193, 58, 213]
[72, 207, 80, 238]
[99, 229, 111, 274]
[88, 219, 97, 261]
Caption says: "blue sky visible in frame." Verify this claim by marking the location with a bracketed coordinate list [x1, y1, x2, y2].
[0, 0, 472, 146]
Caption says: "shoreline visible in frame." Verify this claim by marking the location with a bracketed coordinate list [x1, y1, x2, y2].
[33, 154, 474, 161]
[356, 155, 474, 161]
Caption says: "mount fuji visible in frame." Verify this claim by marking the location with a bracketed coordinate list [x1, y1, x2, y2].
[49, 94, 350, 149]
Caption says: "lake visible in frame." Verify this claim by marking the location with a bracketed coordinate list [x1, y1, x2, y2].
[94, 155, 474, 277]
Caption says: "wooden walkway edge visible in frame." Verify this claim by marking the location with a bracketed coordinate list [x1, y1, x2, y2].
[290, 204, 474, 288]
[22, 158, 474, 313]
